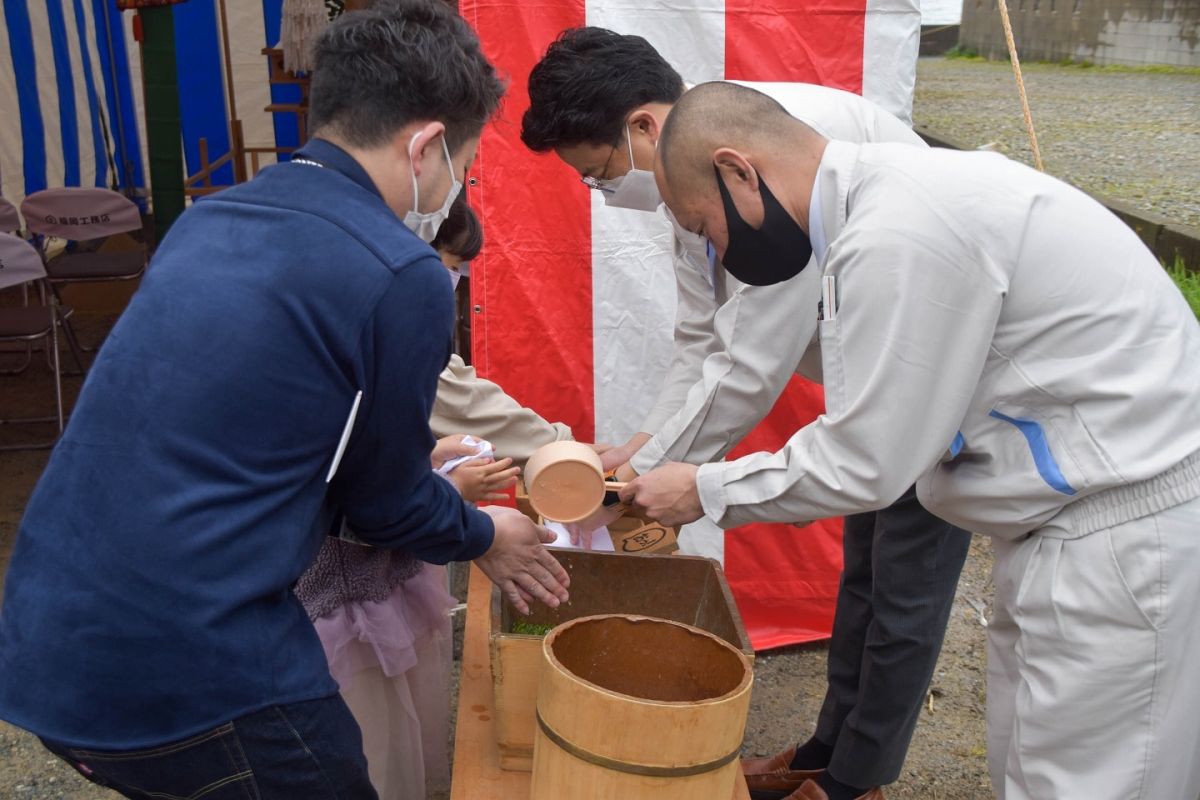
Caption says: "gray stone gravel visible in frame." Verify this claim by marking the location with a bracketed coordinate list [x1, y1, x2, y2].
[914, 57, 1200, 228]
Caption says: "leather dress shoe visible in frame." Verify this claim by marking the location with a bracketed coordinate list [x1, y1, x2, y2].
[742, 746, 823, 798]
[785, 779, 885, 800]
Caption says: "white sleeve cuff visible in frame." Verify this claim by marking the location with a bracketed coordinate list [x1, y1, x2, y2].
[696, 462, 731, 527]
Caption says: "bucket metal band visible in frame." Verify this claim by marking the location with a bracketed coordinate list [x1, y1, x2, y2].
[535, 709, 740, 778]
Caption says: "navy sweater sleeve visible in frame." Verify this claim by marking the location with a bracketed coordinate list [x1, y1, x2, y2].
[329, 256, 495, 562]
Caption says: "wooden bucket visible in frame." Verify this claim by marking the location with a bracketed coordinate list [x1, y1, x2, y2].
[530, 614, 753, 799]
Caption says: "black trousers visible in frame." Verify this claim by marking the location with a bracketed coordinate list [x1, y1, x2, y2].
[814, 485, 971, 787]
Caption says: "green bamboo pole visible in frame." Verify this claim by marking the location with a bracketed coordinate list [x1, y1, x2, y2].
[138, 5, 185, 243]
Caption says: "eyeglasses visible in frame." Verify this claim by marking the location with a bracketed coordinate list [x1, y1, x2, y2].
[580, 135, 623, 193]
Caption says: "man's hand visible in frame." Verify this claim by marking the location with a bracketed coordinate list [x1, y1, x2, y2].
[618, 462, 704, 527]
[475, 506, 570, 615]
[599, 432, 652, 473]
[450, 457, 520, 503]
[431, 434, 479, 470]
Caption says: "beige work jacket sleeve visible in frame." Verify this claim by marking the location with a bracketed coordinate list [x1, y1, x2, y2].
[432, 354, 573, 468]
[696, 225, 1003, 528]
[632, 261, 822, 474]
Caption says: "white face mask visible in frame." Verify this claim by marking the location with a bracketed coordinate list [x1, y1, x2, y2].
[587, 124, 662, 213]
[446, 266, 462, 291]
[404, 133, 463, 243]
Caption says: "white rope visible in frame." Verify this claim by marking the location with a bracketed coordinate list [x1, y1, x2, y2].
[995, 0, 1045, 171]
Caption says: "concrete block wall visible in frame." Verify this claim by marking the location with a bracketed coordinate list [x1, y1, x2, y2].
[960, 0, 1199, 67]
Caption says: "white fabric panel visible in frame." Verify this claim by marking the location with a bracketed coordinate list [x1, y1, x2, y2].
[588, 195, 679, 445]
[921, 0, 962, 25]
[586, 1, 728, 562]
[61, 0, 96, 189]
[120, 10, 150, 195]
[585, 0, 725, 446]
[223, 2, 278, 173]
[28, 3, 64, 189]
[862, 0, 921, 125]
[585, 0, 726, 84]
[0, 8, 26, 207]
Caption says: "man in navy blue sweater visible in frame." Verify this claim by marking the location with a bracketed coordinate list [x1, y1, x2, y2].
[0, 3, 568, 796]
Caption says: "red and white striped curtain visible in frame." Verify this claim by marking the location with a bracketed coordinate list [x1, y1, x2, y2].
[460, 0, 920, 650]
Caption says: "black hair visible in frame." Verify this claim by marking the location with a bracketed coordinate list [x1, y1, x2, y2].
[521, 27, 684, 152]
[309, 0, 505, 153]
[430, 195, 484, 261]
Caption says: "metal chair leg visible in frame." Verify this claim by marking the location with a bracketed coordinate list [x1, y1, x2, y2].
[47, 284, 88, 375]
[51, 306, 64, 434]
[0, 327, 65, 452]
[59, 314, 88, 374]
[0, 342, 33, 375]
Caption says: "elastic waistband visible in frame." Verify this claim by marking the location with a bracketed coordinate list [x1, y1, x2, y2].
[1040, 449, 1200, 539]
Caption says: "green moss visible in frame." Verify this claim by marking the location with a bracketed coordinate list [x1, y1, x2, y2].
[1038, 59, 1200, 76]
[944, 45, 982, 61]
[509, 620, 555, 637]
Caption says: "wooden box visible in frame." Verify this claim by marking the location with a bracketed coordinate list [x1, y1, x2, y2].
[488, 549, 753, 771]
[515, 480, 679, 555]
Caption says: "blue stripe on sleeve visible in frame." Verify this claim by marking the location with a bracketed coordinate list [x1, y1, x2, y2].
[988, 410, 1077, 496]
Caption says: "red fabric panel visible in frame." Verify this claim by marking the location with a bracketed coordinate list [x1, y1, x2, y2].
[459, 0, 595, 442]
[723, 3, 870, 649]
[725, 0, 867, 94]
[723, 377, 844, 650]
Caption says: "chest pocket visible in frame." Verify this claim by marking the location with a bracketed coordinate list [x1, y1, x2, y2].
[818, 316, 846, 418]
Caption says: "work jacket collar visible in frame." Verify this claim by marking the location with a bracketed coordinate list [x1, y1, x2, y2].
[292, 138, 383, 200]
[812, 140, 860, 267]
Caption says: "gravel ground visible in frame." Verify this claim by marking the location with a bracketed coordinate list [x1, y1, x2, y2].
[913, 57, 1200, 228]
[4, 60, 1196, 799]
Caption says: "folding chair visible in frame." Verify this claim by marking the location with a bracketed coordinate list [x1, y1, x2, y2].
[0, 196, 19, 234]
[21, 187, 145, 362]
[0, 233, 68, 450]
[21, 187, 145, 281]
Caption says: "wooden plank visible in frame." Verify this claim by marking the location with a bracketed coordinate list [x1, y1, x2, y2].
[451, 564, 532, 799]
[491, 635, 540, 769]
[451, 564, 751, 800]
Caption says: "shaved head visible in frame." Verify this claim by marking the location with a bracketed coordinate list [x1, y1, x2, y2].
[658, 82, 820, 196]
[655, 81, 827, 260]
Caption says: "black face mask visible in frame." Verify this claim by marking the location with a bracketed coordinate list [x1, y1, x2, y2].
[715, 165, 812, 286]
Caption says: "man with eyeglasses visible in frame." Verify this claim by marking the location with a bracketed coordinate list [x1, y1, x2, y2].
[522, 27, 970, 800]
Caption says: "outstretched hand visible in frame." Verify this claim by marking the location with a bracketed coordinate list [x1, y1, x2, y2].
[450, 457, 520, 503]
[475, 506, 570, 615]
[564, 503, 625, 549]
[598, 432, 652, 473]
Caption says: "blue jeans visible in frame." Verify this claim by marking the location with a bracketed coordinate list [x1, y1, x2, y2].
[41, 695, 378, 799]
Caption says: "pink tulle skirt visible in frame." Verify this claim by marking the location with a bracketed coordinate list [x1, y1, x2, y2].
[312, 563, 455, 800]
